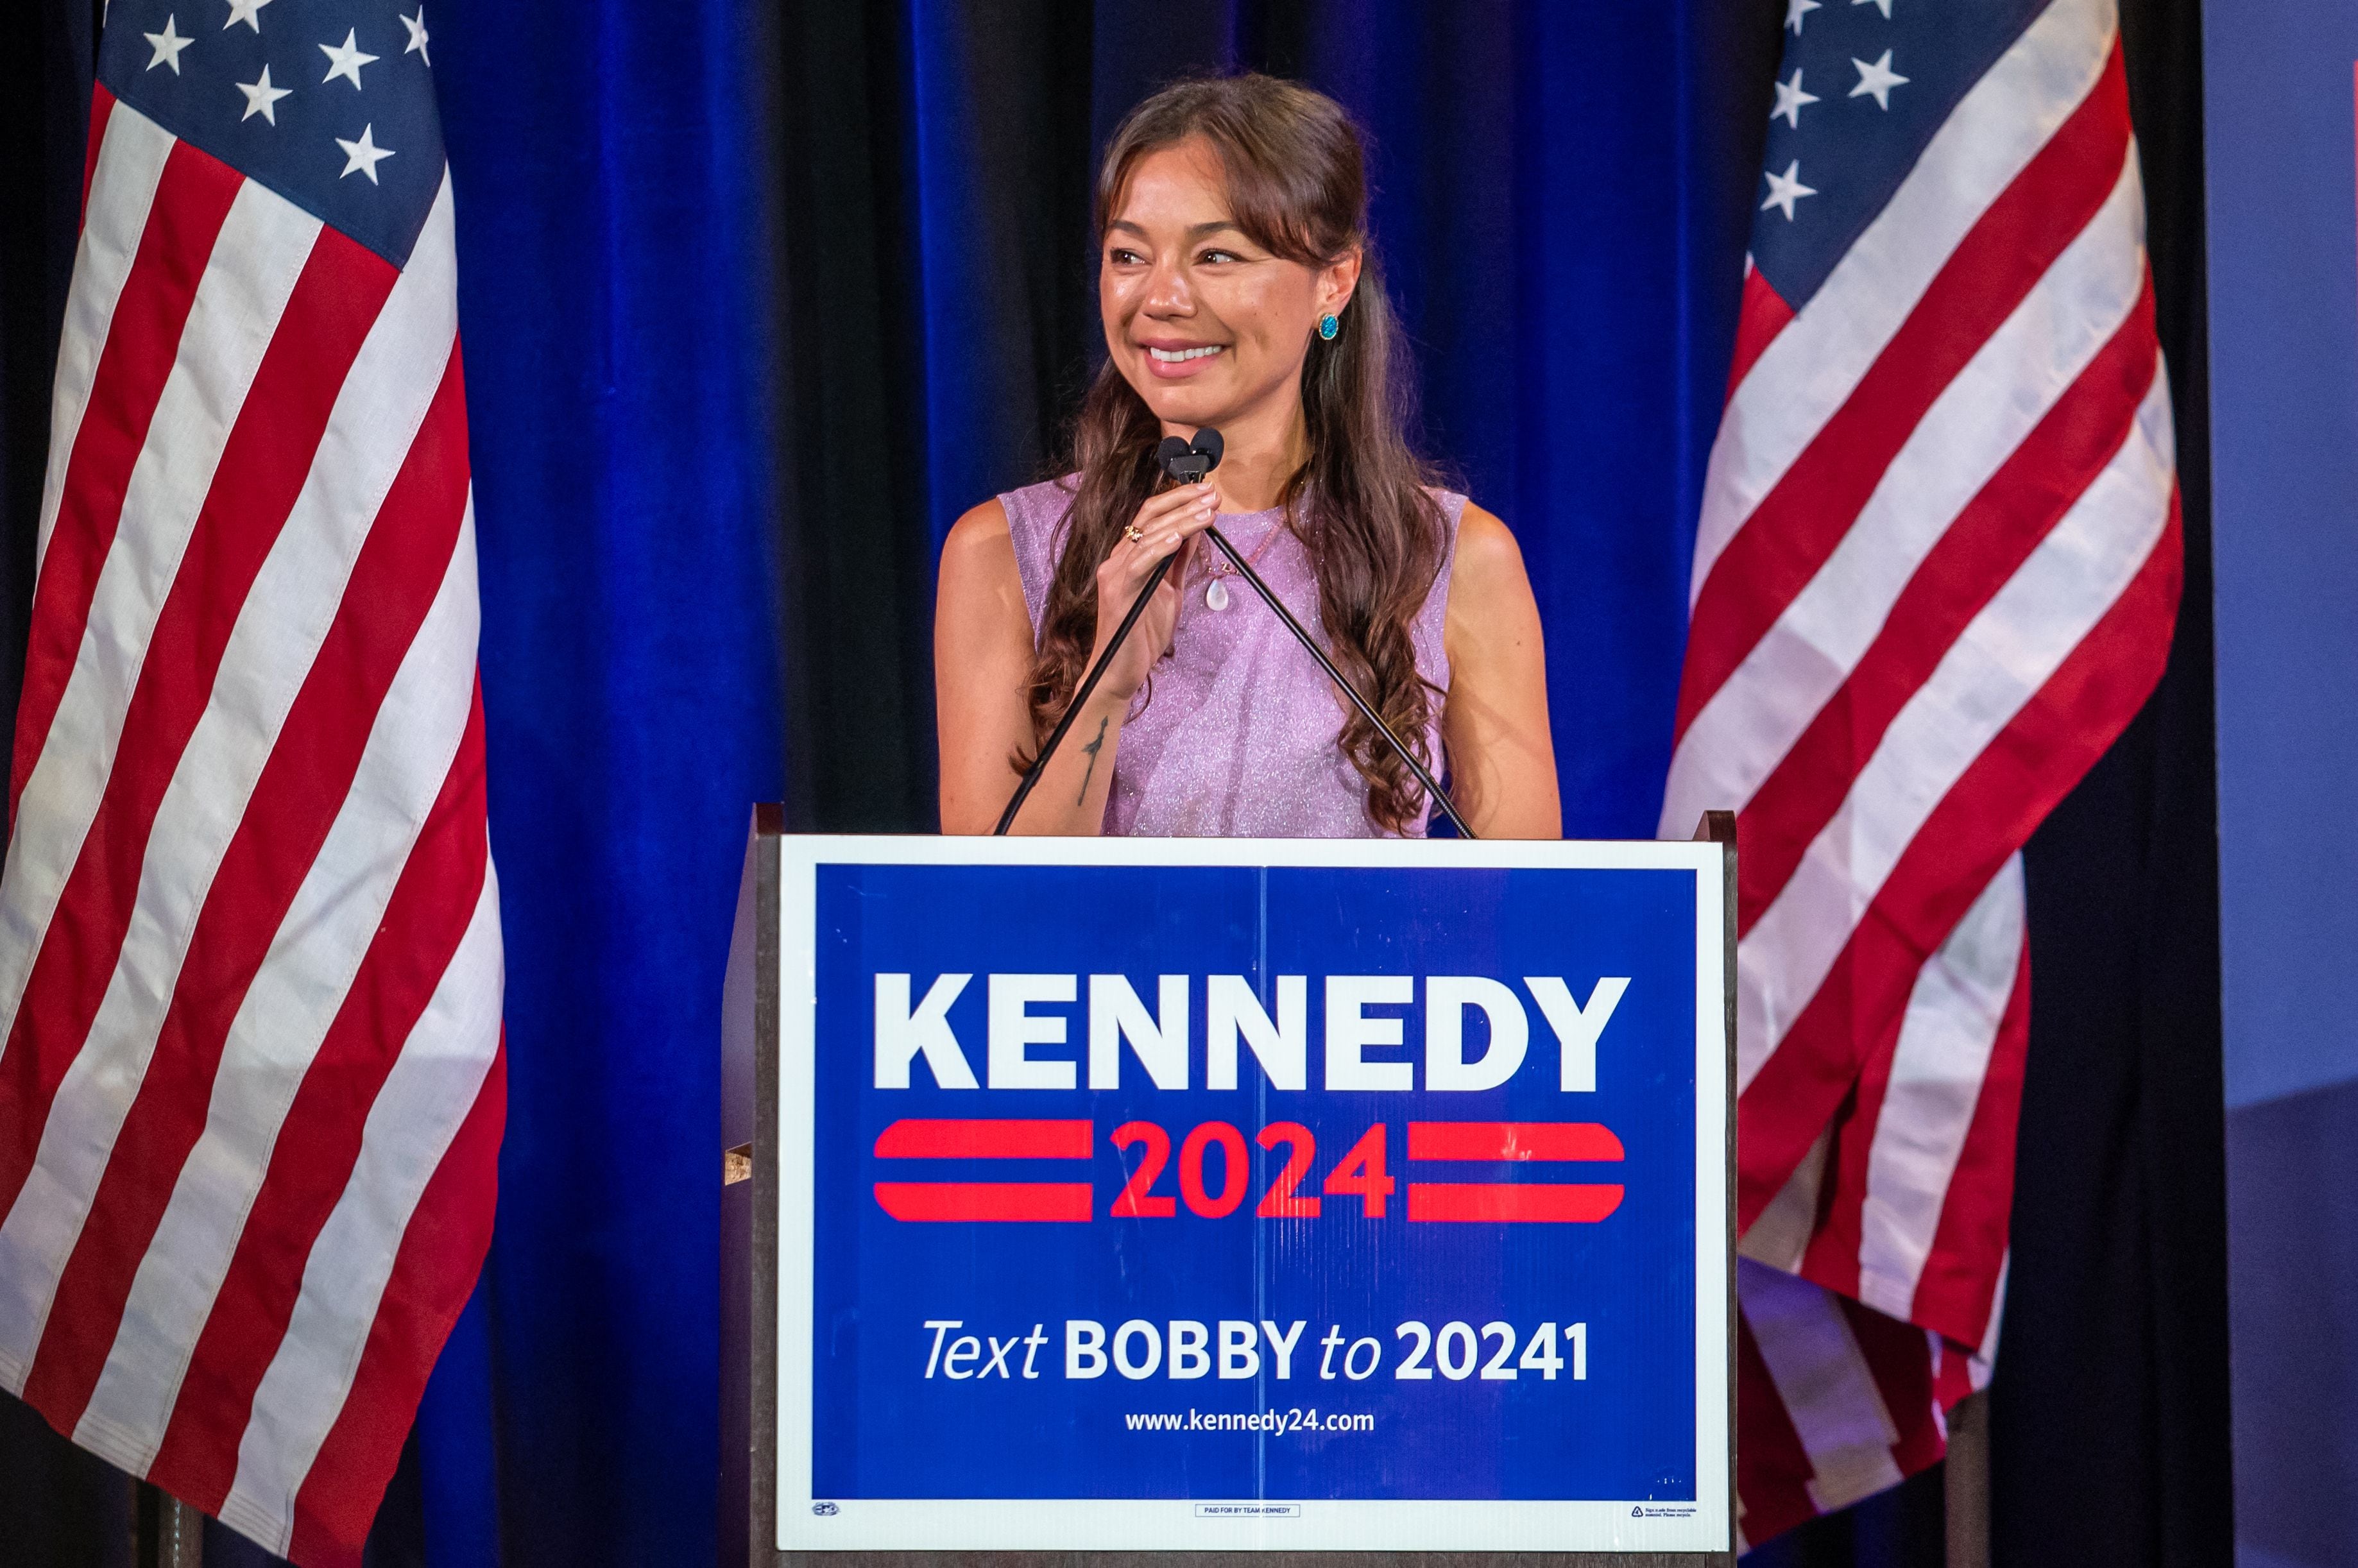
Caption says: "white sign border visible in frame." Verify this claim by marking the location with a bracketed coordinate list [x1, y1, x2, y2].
[773, 833, 1730, 1555]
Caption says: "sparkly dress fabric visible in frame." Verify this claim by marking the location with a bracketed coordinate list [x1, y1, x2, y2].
[999, 477, 1463, 838]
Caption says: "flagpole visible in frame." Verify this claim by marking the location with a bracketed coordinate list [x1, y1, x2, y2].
[133, 1480, 203, 1568]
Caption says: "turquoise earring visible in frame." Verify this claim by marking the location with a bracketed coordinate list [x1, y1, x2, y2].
[1317, 312, 1340, 341]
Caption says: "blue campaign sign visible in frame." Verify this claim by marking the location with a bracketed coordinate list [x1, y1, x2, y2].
[773, 837, 1730, 1554]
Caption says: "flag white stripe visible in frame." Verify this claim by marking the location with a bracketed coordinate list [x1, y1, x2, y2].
[1855, 857, 2023, 1320]
[0, 181, 458, 1386]
[1736, 362, 2173, 1087]
[219, 864, 502, 1554]
[37, 102, 179, 570]
[72, 504, 481, 1470]
[1690, 0, 2118, 599]
[1662, 151, 2149, 837]
[0, 180, 321, 1089]
[1739, 1259, 1905, 1512]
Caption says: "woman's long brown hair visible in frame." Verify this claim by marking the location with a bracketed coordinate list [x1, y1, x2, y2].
[1023, 74, 1448, 835]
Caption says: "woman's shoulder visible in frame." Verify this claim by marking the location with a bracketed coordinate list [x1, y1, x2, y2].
[997, 473, 1081, 537]
[951, 475, 1077, 633]
[1442, 499, 1529, 604]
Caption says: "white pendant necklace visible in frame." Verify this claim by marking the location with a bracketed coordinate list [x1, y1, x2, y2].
[1202, 515, 1282, 611]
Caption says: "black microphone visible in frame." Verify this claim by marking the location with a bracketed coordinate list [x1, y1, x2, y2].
[991, 430, 1229, 833]
[1158, 428, 1222, 484]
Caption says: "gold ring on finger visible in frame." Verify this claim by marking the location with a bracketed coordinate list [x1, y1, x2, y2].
[1123, 524, 1147, 543]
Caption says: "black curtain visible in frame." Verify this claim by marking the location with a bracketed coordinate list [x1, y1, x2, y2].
[1995, 1, 2234, 1564]
[0, 1, 2228, 1564]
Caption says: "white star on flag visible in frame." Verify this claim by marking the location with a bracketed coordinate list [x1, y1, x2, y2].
[236, 64, 293, 124]
[1772, 70, 1820, 130]
[144, 15, 193, 74]
[1760, 159, 1817, 221]
[222, 0, 275, 32]
[1854, 0, 1894, 16]
[1850, 49, 1909, 110]
[401, 8, 431, 67]
[320, 28, 379, 89]
[1785, 0, 1821, 33]
[336, 123, 395, 183]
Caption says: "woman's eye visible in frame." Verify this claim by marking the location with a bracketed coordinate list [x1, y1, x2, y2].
[1197, 249, 1241, 264]
[1107, 248, 1145, 266]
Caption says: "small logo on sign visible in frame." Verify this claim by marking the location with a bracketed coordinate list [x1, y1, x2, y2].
[812, 1502, 839, 1517]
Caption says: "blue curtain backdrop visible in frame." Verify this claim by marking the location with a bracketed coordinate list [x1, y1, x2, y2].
[0, 1, 2226, 1565]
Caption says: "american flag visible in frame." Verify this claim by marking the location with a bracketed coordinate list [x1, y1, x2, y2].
[0, 3, 500, 1564]
[1661, 0, 2178, 1542]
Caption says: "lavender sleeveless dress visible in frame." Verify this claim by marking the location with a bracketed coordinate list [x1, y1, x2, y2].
[1000, 477, 1463, 837]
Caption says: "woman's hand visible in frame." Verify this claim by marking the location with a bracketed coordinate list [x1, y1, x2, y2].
[1091, 482, 1220, 700]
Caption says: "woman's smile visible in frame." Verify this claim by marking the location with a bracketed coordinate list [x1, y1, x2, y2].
[1139, 340, 1229, 377]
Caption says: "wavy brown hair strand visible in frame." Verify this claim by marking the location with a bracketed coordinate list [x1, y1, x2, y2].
[1025, 74, 1447, 833]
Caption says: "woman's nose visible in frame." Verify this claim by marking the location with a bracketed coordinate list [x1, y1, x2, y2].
[1143, 259, 1193, 315]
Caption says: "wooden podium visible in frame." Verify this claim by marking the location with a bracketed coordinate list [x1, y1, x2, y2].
[723, 811, 1736, 1567]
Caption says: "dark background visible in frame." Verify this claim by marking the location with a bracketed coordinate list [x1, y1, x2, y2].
[0, 1, 2226, 1564]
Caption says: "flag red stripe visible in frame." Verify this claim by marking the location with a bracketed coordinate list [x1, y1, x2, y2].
[1673, 45, 2132, 744]
[1405, 1121, 1624, 1162]
[1797, 1006, 1909, 1305]
[1724, 265, 1797, 400]
[1734, 292, 2160, 931]
[0, 219, 386, 1230]
[21, 347, 468, 1427]
[80, 86, 115, 222]
[872, 1119, 1093, 1160]
[1403, 1183, 1625, 1223]
[285, 1041, 504, 1568]
[1736, 504, 2182, 1225]
[1837, 1299, 1944, 1477]
[872, 1182, 1094, 1222]
[9, 139, 244, 824]
[1903, 942, 2031, 1346]
[0, 232, 404, 1228]
[1734, 1311, 1821, 1546]
[148, 694, 488, 1513]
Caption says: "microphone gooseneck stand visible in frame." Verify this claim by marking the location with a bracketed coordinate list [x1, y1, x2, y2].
[994, 428, 1475, 837]
[991, 550, 1177, 835]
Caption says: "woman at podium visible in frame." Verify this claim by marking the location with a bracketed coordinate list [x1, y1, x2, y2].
[936, 74, 1559, 840]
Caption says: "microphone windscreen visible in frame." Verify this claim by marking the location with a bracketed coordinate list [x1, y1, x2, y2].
[1192, 428, 1224, 470]
[1155, 436, 1192, 475]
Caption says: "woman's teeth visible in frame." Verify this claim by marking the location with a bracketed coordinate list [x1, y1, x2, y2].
[1149, 346, 1222, 362]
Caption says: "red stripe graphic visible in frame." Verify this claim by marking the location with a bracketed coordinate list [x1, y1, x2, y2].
[150, 694, 489, 1513]
[873, 1119, 1092, 1160]
[284, 1041, 505, 1568]
[10, 137, 244, 823]
[13, 336, 459, 1427]
[1406, 1183, 1623, 1223]
[873, 1183, 1094, 1223]
[1406, 1120, 1622, 1162]
[1675, 44, 2132, 743]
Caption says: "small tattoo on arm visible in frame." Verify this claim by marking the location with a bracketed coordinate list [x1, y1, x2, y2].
[1076, 718, 1109, 805]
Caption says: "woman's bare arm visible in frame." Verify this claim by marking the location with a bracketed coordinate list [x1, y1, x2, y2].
[1440, 503, 1562, 839]
[935, 486, 1217, 834]
[934, 500, 1045, 833]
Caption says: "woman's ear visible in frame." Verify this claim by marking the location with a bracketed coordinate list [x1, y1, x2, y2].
[1318, 246, 1363, 321]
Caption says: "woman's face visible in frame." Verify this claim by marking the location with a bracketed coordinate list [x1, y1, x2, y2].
[1100, 138, 1357, 437]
